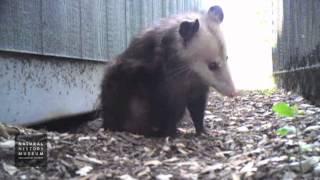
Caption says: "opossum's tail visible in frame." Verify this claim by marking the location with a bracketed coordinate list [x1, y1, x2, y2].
[26, 110, 101, 133]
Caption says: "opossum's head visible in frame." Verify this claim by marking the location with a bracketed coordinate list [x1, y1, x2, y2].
[176, 6, 236, 97]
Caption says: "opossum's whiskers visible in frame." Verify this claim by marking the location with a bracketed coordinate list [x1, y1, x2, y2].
[167, 64, 191, 80]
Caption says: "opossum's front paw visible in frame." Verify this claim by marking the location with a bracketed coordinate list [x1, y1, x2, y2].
[165, 130, 177, 138]
[163, 128, 178, 138]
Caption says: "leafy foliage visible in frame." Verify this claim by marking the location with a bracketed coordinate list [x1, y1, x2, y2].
[276, 126, 296, 137]
[272, 102, 299, 137]
[272, 102, 298, 117]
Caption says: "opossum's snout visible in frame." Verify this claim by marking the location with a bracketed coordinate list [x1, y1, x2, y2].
[212, 78, 237, 97]
[191, 60, 236, 97]
[212, 80, 237, 97]
[229, 91, 238, 97]
[207, 62, 237, 97]
[224, 87, 237, 98]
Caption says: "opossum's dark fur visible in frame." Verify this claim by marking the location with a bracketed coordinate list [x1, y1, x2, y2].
[101, 13, 214, 137]
[28, 6, 231, 137]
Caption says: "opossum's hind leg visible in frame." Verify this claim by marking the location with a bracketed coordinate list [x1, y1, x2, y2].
[102, 104, 126, 131]
[187, 91, 208, 135]
[101, 67, 131, 132]
[149, 92, 184, 137]
[122, 95, 152, 136]
[101, 95, 127, 132]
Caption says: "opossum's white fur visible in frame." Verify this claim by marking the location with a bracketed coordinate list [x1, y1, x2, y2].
[140, 10, 235, 96]
[178, 13, 235, 96]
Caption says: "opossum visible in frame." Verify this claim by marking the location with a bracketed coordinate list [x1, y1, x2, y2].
[100, 5, 236, 137]
[27, 6, 236, 137]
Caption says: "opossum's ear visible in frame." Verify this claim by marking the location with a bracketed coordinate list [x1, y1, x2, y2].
[208, 6, 224, 23]
[179, 19, 199, 43]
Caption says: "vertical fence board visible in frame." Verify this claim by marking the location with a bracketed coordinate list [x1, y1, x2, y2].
[177, 0, 184, 13]
[0, 0, 13, 50]
[106, 0, 126, 58]
[125, 0, 139, 46]
[0, 0, 42, 53]
[162, 0, 170, 17]
[42, 0, 81, 58]
[152, 0, 163, 22]
[169, 0, 177, 15]
[80, 0, 108, 60]
[141, 0, 153, 28]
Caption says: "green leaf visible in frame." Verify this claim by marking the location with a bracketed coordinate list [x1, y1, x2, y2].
[272, 102, 298, 117]
[276, 128, 289, 136]
[276, 126, 296, 137]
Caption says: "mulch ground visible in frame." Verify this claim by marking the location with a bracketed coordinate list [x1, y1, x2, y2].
[0, 89, 320, 180]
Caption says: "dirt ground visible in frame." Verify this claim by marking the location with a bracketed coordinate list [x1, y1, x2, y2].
[0, 89, 320, 180]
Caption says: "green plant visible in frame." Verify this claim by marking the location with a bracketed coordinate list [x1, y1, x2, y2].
[276, 125, 296, 137]
[272, 102, 304, 176]
[272, 102, 298, 117]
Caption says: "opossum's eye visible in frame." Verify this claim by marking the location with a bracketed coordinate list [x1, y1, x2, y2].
[208, 62, 219, 71]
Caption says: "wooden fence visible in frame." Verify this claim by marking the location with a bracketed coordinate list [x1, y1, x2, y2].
[272, 0, 320, 104]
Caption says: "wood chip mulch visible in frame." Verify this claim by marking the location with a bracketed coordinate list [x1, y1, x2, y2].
[0, 89, 320, 180]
